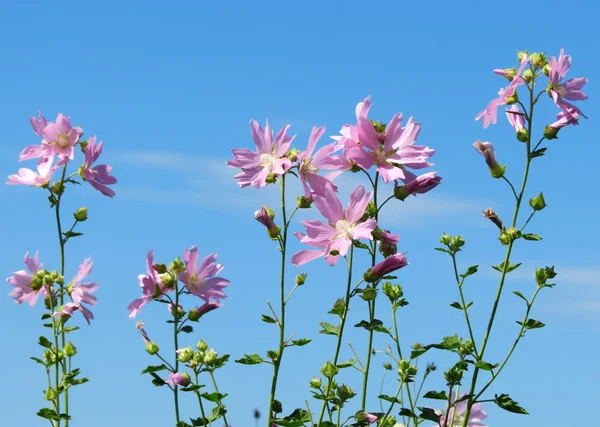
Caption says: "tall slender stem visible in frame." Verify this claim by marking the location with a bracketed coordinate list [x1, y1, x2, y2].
[391, 308, 416, 427]
[461, 78, 536, 426]
[267, 175, 288, 427]
[209, 371, 229, 427]
[194, 371, 207, 423]
[173, 289, 181, 423]
[317, 245, 355, 425]
[451, 255, 478, 357]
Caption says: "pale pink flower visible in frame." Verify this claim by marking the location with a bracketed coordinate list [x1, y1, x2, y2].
[166, 372, 190, 387]
[364, 413, 378, 424]
[473, 141, 504, 178]
[549, 99, 583, 130]
[80, 136, 117, 197]
[436, 392, 488, 427]
[64, 257, 99, 324]
[394, 172, 441, 200]
[476, 55, 529, 128]
[364, 253, 408, 282]
[298, 126, 349, 199]
[291, 185, 376, 266]
[254, 206, 280, 238]
[128, 251, 167, 318]
[6, 155, 65, 187]
[548, 49, 588, 109]
[179, 246, 229, 302]
[505, 105, 525, 131]
[22, 112, 83, 161]
[6, 252, 45, 306]
[227, 120, 295, 188]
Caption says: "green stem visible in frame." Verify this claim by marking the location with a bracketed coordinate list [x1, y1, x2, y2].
[461, 77, 536, 426]
[267, 175, 289, 427]
[173, 290, 181, 424]
[209, 371, 229, 427]
[451, 255, 478, 357]
[391, 308, 416, 427]
[194, 371, 207, 423]
[317, 245, 355, 425]
[361, 172, 379, 410]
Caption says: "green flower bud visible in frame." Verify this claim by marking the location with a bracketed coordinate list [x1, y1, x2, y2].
[517, 50, 529, 61]
[63, 341, 77, 357]
[74, 207, 88, 222]
[499, 227, 520, 245]
[499, 67, 518, 81]
[440, 233, 452, 245]
[543, 63, 550, 76]
[177, 347, 194, 363]
[309, 377, 322, 389]
[393, 185, 410, 201]
[321, 361, 339, 378]
[145, 341, 159, 355]
[193, 352, 204, 364]
[383, 362, 393, 370]
[203, 349, 217, 366]
[296, 196, 312, 209]
[295, 273, 307, 286]
[543, 125, 560, 140]
[523, 69, 534, 83]
[529, 193, 547, 211]
[45, 387, 58, 401]
[382, 282, 404, 302]
[154, 263, 168, 274]
[196, 339, 209, 352]
[365, 201, 377, 218]
[372, 120, 386, 134]
[265, 173, 277, 184]
[286, 148, 299, 162]
[264, 206, 276, 219]
[516, 128, 529, 143]
[398, 359, 417, 381]
[349, 161, 362, 173]
[506, 91, 519, 105]
[337, 384, 356, 401]
[530, 52, 548, 69]
[169, 257, 185, 274]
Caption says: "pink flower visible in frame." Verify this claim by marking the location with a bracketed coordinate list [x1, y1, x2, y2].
[505, 105, 525, 131]
[393, 172, 441, 200]
[63, 257, 99, 324]
[227, 120, 295, 188]
[166, 372, 190, 387]
[128, 251, 167, 318]
[80, 136, 117, 197]
[254, 206, 280, 238]
[548, 49, 588, 109]
[356, 412, 378, 424]
[22, 112, 83, 161]
[473, 141, 504, 178]
[436, 392, 488, 427]
[189, 301, 222, 321]
[298, 126, 349, 199]
[6, 155, 65, 187]
[179, 246, 229, 302]
[335, 97, 434, 182]
[364, 253, 408, 282]
[6, 252, 45, 306]
[476, 55, 529, 128]
[291, 185, 377, 266]
[364, 413, 378, 424]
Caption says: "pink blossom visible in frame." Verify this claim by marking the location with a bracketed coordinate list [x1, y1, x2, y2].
[128, 251, 167, 318]
[255, 206, 280, 238]
[22, 112, 83, 161]
[179, 246, 229, 302]
[394, 172, 442, 200]
[548, 49, 588, 110]
[80, 136, 117, 197]
[298, 126, 349, 199]
[364, 253, 408, 282]
[436, 392, 488, 427]
[6, 155, 65, 187]
[166, 372, 190, 387]
[505, 105, 525, 131]
[291, 185, 377, 266]
[476, 55, 529, 128]
[227, 120, 295, 188]
[364, 413, 378, 424]
[6, 252, 45, 306]
[63, 257, 99, 324]
[473, 141, 504, 178]
[189, 301, 222, 320]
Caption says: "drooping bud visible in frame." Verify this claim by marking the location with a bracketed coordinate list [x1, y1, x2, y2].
[188, 301, 222, 321]
[482, 208, 505, 230]
[364, 253, 409, 283]
[296, 195, 312, 209]
[473, 141, 505, 178]
[255, 206, 281, 239]
[73, 207, 88, 222]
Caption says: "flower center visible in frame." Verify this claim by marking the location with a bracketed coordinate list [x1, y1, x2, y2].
[188, 274, 205, 291]
[335, 219, 353, 238]
[304, 159, 319, 174]
[56, 132, 72, 147]
[260, 152, 277, 168]
[552, 83, 567, 97]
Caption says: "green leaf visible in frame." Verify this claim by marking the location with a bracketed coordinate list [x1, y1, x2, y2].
[31, 357, 47, 366]
[475, 361, 499, 371]
[529, 147, 547, 158]
[422, 390, 448, 400]
[38, 336, 52, 349]
[180, 325, 194, 333]
[517, 318, 545, 330]
[291, 338, 311, 347]
[494, 393, 529, 414]
[63, 231, 83, 238]
[417, 407, 441, 422]
[436, 335, 462, 351]
[354, 319, 390, 334]
[41, 313, 51, 320]
[450, 301, 462, 310]
[399, 408, 417, 418]
[522, 233, 542, 241]
[336, 359, 355, 369]
[176, 422, 193, 427]
[62, 326, 79, 333]
[460, 265, 479, 278]
[319, 322, 341, 336]
[434, 247, 450, 254]
[200, 392, 228, 402]
[352, 240, 370, 250]
[207, 405, 227, 422]
[37, 408, 71, 421]
[190, 417, 209, 426]
[141, 364, 169, 374]
[235, 354, 263, 365]
[512, 291, 529, 304]
[378, 394, 402, 404]
[328, 299, 346, 316]
[272, 409, 311, 427]
[181, 384, 205, 392]
[261, 314, 278, 324]
[492, 261, 522, 273]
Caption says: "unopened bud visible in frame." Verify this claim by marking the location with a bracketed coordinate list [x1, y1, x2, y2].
[63, 341, 77, 357]
[517, 50, 529, 62]
[169, 257, 185, 274]
[265, 173, 277, 184]
[321, 361, 338, 378]
[297, 196, 312, 209]
[73, 207, 88, 222]
[286, 148, 299, 162]
[523, 69, 534, 83]
[516, 128, 529, 143]
[45, 387, 58, 401]
[196, 339, 209, 352]
[530, 52, 548, 69]
[203, 349, 217, 365]
[543, 63, 550, 76]
[543, 125, 560, 140]
[309, 377, 322, 389]
[145, 341, 159, 355]
[529, 192, 547, 211]
[295, 273, 307, 286]
[177, 347, 194, 363]
[482, 208, 505, 230]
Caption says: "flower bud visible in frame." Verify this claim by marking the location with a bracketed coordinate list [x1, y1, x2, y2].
[296, 196, 312, 209]
[499, 227, 520, 245]
[440, 233, 452, 245]
[169, 257, 185, 274]
[337, 384, 356, 401]
[177, 347, 194, 363]
[398, 359, 418, 381]
[482, 208, 505, 231]
[286, 148, 299, 162]
[383, 362, 393, 370]
[364, 253, 408, 283]
[473, 141, 505, 178]
[309, 377, 322, 389]
[63, 341, 77, 357]
[188, 301, 222, 321]
[382, 282, 404, 302]
[203, 349, 218, 365]
[321, 361, 338, 378]
[255, 206, 281, 239]
[265, 173, 277, 184]
[543, 63, 550, 76]
[517, 50, 529, 62]
[516, 128, 528, 142]
[154, 263, 168, 274]
[145, 341, 159, 355]
[494, 66, 517, 81]
[73, 207, 88, 222]
[45, 387, 58, 401]
[529, 52, 548, 69]
[355, 412, 378, 424]
[295, 273, 307, 286]
[523, 68, 534, 83]
[543, 125, 560, 140]
[529, 193, 547, 211]
[196, 339, 209, 352]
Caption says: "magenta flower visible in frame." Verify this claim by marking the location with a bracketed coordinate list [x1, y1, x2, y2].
[436, 392, 488, 427]
[128, 251, 167, 318]
[166, 372, 190, 387]
[476, 55, 529, 128]
[394, 172, 441, 200]
[364, 253, 408, 282]
[6, 252, 45, 306]
[505, 105, 525, 131]
[22, 112, 83, 161]
[227, 120, 295, 188]
[298, 126, 349, 199]
[80, 136, 117, 198]
[179, 246, 229, 302]
[6, 155, 65, 187]
[291, 185, 377, 266]
[548, 49, 588, 109]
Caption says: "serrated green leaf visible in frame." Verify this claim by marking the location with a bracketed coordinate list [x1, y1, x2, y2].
[399, 408, 417, 418]
[200, 392, 228, 402]
[235, 354, 263, 365]
[494, 393, 529, 414]
[423, 390, 448, 400]
[180, 325, 194, 333]
[517, 318, 545, 330]
[176, 422, 193, 427]
[475, 361, 499, 371]
[328, 298, 346, 316]
[492, 261, 522, 273]
[460, 265, 479, 278]
[417, 407, 441, 422]
[272, 408, 311, 427]
[436, 335, 461, 351]
[291, 338, 311, 347]
[141, 364, 168, 374]
[378, 394, 402, 404]
[38, 336, 52, 349]
[336, 359, 355, 369]
[261, 314, 278, 324]
[522, 233, 542, 241]
[190, 416, 209, 426]
[319, 322, 340, 336]
[31, 357, 47, 366]
[354, 319, 390, 333]
[181, 384, 205, 392]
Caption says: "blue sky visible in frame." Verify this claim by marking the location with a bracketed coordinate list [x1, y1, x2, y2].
[1, 1, 598, 426]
